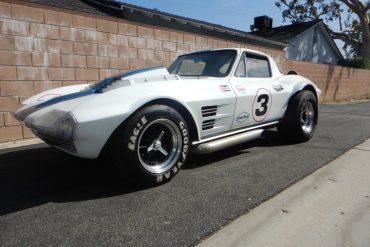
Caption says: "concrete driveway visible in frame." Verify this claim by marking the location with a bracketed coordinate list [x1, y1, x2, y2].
[1, 102, 370, 246]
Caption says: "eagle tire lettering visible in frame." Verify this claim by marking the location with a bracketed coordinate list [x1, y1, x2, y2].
[127, 116, 147, 151]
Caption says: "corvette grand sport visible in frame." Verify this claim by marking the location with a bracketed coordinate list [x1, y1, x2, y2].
[14, 48, 321, 185]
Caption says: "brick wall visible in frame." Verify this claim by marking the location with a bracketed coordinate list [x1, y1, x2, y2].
[0, 0, 368, 143]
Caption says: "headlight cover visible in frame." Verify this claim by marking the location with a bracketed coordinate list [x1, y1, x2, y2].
[55, 112, 76, 140]
[27, 110, 77, 141]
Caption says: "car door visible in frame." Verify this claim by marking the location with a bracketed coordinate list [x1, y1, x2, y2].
[230, 52, 288, 129]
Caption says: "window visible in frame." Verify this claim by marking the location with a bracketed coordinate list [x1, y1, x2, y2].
[168, 50, 237, 77]
[245, 54, 271, 78]
[177, 60, 206, 76]
[235, 53, 246, 77]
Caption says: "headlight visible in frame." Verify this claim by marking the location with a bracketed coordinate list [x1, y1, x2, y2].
[27, 110, 77, 140]
[55, 112, 76, 140]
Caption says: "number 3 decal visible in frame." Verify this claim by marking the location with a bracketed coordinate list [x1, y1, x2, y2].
[252, 88, 272, 122]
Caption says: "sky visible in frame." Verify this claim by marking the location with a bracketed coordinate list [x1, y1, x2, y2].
[120, 0, 345, 55]
[120, 0, 286, 32]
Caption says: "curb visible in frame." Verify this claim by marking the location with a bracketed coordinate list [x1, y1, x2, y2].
[0, 138, 44, 151]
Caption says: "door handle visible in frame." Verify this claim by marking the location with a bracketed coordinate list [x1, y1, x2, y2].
[273, 84, 284, 91]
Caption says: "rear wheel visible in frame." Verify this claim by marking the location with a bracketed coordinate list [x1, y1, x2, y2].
[278, 90, 318, 142]
[112, 105, 189, 186]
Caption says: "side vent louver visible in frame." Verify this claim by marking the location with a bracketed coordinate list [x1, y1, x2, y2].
[202, 119, 215, 130]
[201, 105, 217, 117]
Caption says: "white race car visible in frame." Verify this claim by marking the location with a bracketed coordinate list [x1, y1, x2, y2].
[14, 48, 321, 185]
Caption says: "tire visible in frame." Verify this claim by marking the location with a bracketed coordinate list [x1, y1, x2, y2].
[112, 105, 189, 186]
[278, 90, 318, 142]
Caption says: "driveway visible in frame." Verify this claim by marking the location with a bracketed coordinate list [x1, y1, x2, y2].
[1, 102, 370, 246]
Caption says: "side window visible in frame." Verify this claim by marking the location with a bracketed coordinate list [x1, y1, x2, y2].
[234, 53, 246, 77]
[245, 54, 271, 78]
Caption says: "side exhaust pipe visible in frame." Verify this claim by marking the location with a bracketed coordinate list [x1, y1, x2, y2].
[191, 129, 264, 154]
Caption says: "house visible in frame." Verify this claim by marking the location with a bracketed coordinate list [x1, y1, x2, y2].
[251, 17, 343, 65]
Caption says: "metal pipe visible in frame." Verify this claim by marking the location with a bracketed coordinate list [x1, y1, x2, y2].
[191, 129, 264, 154]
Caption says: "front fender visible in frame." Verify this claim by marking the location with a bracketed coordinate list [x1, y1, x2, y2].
[71, 83, 200, 159]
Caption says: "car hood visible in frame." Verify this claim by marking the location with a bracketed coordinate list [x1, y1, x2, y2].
[13, 66, 171, 121]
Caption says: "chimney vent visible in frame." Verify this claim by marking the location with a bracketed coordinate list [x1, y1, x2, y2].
[253, 16, 273, 31]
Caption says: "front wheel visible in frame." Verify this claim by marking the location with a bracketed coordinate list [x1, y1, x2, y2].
[278, 90, 318, 142]
[112, 105, 190, 186]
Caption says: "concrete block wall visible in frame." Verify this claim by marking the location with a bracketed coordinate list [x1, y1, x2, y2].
[283, 60, 370, 102]
[0, 0, 368, 143]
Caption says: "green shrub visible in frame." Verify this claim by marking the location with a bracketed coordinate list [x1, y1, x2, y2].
[338, 57, 370, 69]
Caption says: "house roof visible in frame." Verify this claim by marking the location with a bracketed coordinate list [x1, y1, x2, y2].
[251, 19, 343, 59]
[21, 0, 110, 16]
[250, 19, 322, 43]
[18, 0, 286, 49]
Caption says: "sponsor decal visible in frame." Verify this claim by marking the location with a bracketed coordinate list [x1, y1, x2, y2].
[220, 85, 231, 92]
[236, 85, 246, 94]
[235, 112, 250, 123]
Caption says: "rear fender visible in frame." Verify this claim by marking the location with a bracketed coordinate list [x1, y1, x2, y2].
[283, 75, 321, 99]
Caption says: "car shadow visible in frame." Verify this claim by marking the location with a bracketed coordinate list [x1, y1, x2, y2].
[0, 130, 291, 215]
[0, 146, 142, 215]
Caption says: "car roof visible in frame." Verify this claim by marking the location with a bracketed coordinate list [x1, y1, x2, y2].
[216, 48, 271, 57]
[186, 48, 271, 59]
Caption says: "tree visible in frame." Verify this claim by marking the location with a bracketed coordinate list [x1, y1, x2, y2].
[275, 0, 370, 58]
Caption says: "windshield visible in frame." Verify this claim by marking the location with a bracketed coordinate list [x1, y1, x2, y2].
[168, 50, 237, 77]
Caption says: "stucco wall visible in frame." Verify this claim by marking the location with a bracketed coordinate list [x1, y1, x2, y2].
[0, 0, 368, 143]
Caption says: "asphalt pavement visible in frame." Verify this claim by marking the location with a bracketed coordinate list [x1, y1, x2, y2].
[1, 101, 370, 246]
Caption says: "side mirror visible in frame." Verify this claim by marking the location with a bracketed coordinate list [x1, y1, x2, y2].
[287, 70, 298, 75]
